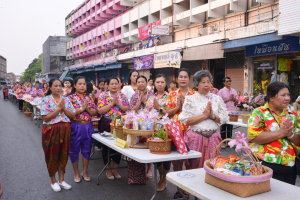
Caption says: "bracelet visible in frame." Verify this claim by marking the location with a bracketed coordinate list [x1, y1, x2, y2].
[288, 132, 295, 139]
[213, 115, 217, 121]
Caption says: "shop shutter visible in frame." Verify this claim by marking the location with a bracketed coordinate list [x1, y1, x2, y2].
[226, 51, 245, 94]
[278, 1, 300, 36]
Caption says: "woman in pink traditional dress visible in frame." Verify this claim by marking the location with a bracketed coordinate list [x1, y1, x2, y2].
[178, 70, 229, 169]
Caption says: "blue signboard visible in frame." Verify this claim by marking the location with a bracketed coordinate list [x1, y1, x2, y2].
[246, 36, 300, 57]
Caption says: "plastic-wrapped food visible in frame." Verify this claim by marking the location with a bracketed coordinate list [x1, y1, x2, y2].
[214, 157, 230, 169]
[214, 168, 241, 176]
[229, 154, 241, 164]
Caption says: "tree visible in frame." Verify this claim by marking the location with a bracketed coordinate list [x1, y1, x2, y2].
[21, 54, 43, 82]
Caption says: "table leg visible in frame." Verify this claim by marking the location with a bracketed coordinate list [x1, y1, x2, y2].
[90, 143, 95, 159]
[97, 147, 110, 185]
[150, 163, 158, 200]
[175, 160, 189, 200]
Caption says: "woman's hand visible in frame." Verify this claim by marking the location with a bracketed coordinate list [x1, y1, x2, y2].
[82, 100, 88, 111]
[59, 99, 65, 110]
[208, 102, 215, 119]
[153, 98, 160, 110]
[204, 102, 211, 118]
[140, 92, 146, 104]
[280, 118, 293, 137]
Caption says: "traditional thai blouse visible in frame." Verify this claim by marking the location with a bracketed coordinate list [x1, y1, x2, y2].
[166, 88, 195, 130]
[31, 88, 44, 100]
[178, 92, 229, 131]
[130, 90, 154, 110]
[16, 89, 25, 100]
[68, 93, 96, 122]
[62, 87, 72, 96]
[41, 95, 76, 125]
[144, 92, 169, 115]
[98, 91, 129, 119]
[248, 103, 300, 166]
[26, 87, 33, 94]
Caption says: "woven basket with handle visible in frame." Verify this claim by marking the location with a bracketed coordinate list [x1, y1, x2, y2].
[24, 108, 32, 117]
[203, 139, 273, 198]
[123, 128, 153, 149]
[147, 123, 172, 155]
[227, 105, 239, 122]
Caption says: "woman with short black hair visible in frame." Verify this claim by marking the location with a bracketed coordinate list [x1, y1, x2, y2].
[248, 81, 300, 185]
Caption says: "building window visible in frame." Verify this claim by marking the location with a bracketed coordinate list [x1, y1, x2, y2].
[251, 0, 261, 7]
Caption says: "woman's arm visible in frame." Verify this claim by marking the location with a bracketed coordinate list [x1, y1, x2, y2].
[131, 100, 142, 111]
[250, 131, 285, 144]
[118, 104, 130, 112]
[164, 106, 180, 117]
[63, 107, 76, 120]
[42, 108, 62, 122]
[98, 103, 114, 115]
[185, 114, 208, 126]
[87, 108, 98, 116]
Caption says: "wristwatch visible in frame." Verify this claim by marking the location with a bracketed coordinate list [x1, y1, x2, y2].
[159, 107, 163, 114]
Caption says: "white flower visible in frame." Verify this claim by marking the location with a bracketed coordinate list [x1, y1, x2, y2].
[270, 123, 279, 132]
[264, 153, 277, 163]
[251, 143, 259, 152]
[289, 161, 295, 167]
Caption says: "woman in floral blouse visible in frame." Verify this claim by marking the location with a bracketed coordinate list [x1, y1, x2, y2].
[68, 76, 98, 183]
[166, 68, 195, 199]
[98, 77, 130, 180]
[40, 78, 76, 192]
[26, 83, 33, 94]
[16, 84, 25, 112]
[248, 82, 300, 185]
[62, 79, 73, 97]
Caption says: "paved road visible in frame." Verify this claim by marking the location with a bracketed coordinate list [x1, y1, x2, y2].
[0, 94, 298, 200]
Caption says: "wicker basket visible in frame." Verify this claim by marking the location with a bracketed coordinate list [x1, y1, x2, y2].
[147, 123, 172, 155]
[123, 128, 153, 149]
[228, 105, 239, 122]
[241, 114, 251, 124]
[24, 108, 32, 117]
[203, 139, 273, 198]
[110, 114, 125, 140]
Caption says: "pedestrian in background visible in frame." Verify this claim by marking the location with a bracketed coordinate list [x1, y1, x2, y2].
[147, 78, 154, 92]
[121, 69, 139, 102]
[16, 84, 25, 112]
[40, 78, 76, 192]
[168, 80, 178, 92]
[218, 77, 238, 148]
[68, 76, 98, 183]
[293, 91, 300, 112]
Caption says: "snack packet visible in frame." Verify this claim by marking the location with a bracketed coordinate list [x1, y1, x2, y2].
[214, 168, 241, 176]
[229, 154, 241, 164]
[214, 157, 230, 169]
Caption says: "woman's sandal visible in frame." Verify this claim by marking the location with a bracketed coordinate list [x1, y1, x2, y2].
[81, 173, 91, 182]
[146, 170, 153, 179]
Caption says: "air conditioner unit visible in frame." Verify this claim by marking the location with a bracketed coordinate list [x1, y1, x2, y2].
[209, 25, 218, 34]
[101, 52, 106, 58]
[113, 49, 119, 56]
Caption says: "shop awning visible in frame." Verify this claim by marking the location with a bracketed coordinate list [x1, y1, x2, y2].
[223, 32, 282, 49]
[59, 70, 69, 81]
[95, 65, 106, 71]
[183, 43, 224, 61]
[106, 63, 122, 69]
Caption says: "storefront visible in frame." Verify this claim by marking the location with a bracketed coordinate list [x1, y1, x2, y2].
[246, 36, 300, 101]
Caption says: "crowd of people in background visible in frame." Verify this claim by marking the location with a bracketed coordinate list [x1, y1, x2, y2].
[4, 69, 300, 197]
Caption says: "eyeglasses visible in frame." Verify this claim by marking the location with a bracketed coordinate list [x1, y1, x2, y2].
[225, 80, 232, 83]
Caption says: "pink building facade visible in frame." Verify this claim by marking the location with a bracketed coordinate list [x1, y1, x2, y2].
[70, 0, 130, 59]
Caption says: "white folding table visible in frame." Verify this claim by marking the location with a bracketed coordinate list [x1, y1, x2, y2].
[92, 133, 202, 200]
[167, 168, 300, 200]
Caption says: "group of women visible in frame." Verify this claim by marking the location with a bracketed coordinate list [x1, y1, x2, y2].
[16, 67, 298, 196]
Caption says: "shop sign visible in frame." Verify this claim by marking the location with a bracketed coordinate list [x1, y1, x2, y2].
[134, 54, 154, 70]
[140, 36, 161, 50]
[154, 51, 181, 69]
[138, 20, 161, 40]
[257, 63, 273, 70]
[151, 25, 169, 35]
[246, 36, 300, 57]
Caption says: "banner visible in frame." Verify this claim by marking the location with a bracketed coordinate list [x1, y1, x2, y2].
[154, 51, 181, 69]
[151, 25, 169, 35]
[134, 55, 154, 70]
[138, 20, 161, 40]
[140, 36, 161, 50]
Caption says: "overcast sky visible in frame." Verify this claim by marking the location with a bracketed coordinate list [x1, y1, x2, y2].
[0, 0, 83, 75]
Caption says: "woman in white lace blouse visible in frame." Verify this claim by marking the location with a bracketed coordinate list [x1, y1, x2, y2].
[178, 70, 229, 169]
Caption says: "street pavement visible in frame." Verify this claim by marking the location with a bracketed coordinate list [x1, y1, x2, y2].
[0, 94, 299, 200]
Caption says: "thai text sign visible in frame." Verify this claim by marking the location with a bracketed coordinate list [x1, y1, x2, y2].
[152, 25, 169, 35]
[154, 51, 181, 69]
[134, 54, 154, 70]
[138, 20, 161, 40]
[246, 36, 300, 57]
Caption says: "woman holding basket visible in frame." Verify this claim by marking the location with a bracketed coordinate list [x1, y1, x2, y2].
[97, 77, 130, 180]
[248, 82, 300, 185]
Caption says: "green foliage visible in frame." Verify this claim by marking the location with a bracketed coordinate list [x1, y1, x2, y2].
[21, 54, 43, 82]
[154, 127, 166, 140]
